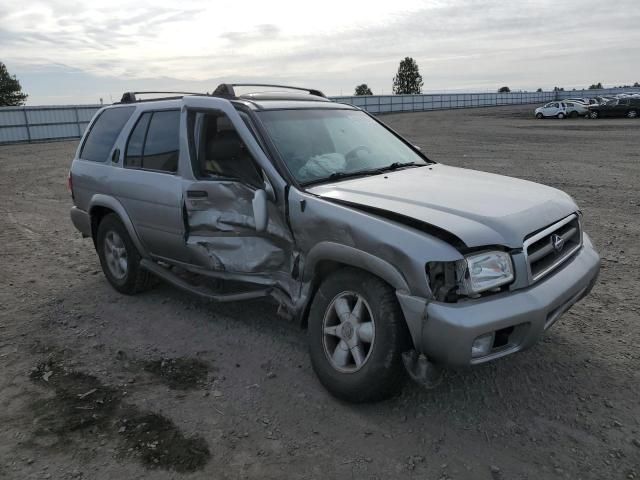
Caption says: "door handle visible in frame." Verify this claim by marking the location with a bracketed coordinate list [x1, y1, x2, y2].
[187, 190, 208, 198]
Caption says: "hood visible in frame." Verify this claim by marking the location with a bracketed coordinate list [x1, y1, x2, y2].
[307, 164, 578, 248]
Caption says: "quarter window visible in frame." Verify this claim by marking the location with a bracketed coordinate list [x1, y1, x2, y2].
[80, 106, 135, 162]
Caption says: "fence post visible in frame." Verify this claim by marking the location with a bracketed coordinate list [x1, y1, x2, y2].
[22, 107, 31, 143]
[74, 107, 81, 137]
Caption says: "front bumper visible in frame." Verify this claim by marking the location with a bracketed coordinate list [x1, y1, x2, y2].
[397, 234, 600, 367]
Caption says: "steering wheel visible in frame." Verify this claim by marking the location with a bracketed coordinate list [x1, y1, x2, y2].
[345, 145, 371, 168]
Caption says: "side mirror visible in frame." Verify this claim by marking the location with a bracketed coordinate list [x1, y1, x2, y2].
[252, 189, 268, 232]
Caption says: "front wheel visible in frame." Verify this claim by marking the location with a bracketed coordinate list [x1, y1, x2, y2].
[590, 111, 599, 119]
[535, 113, 543, 119]
[308, 268, 411, 403]
[97, 214, 151, 294]
[627, 109, 638, 118]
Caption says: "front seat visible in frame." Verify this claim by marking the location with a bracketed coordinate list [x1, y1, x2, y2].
[205, 127, 260, 185]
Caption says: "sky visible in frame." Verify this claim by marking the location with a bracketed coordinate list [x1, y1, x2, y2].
[2, 0, 640, 105]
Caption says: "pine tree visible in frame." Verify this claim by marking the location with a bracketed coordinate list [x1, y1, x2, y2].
[0, 62, 28, 106]
[392, 57, 423, 94]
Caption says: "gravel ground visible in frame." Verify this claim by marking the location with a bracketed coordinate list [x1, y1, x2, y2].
[1, 104, 639, 480]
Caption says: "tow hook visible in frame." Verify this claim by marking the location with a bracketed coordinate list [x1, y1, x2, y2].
[402, 350, 443, 389]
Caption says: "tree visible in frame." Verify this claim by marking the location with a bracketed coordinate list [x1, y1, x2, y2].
[553, 86, 565, 92]
[0, 62, 28, 106]
[498, 86, 510, 93]
[536, 88, 543, 92]
[392, 57, 423, 94]
[633, 82, 639, 87]
[354, 84, 373, 96]
[588, 82, 603, 90]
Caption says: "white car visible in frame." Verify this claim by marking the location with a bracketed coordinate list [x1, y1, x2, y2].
[535, 102, 567, 119]
[563, 101, 589, 118]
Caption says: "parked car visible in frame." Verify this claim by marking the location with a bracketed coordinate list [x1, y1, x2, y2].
[534, 102, 568, 119]
[69, 84, 600, 402]
[588, 98, 640, 118]
[563, 101, 589, 118]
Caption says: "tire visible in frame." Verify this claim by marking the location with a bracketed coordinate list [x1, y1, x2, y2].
[627, 109, 638, 119]
[535, 113, 543, 119]
[590, 111, 599, 119]
[557, 112, 565, 119]
[96, 214, 151, 294]
[307, 268, 411, 403]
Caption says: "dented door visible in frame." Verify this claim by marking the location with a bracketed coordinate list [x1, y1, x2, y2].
[180, 97, 294, 283]
[184, 180, 293, 275]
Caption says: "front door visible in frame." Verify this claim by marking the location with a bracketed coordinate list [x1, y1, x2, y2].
[179, 98, 295, 287]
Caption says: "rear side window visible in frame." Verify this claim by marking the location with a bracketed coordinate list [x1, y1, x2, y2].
[80, 107, 134, 162]
[124, 110, 179, 173]
[124, 113, 151, 168]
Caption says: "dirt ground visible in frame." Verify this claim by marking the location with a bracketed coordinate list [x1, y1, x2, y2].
[1, 105, 639, 480]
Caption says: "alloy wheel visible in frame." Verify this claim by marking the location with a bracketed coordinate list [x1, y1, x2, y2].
[322, 291, 376, 373]
[104, 230, 128, 280]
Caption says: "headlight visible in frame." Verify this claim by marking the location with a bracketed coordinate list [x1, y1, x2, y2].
[456, 251, 514, 295]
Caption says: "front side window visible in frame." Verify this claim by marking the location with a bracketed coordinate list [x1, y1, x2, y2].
[124, 110, 179, 172]
[80, 106, 134, 162]
[188, 110, 262, 186]
[257, 109, 429, 184]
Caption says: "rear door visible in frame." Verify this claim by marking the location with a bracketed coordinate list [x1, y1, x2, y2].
[179, 97, 295, 284]
[111, 109, 189, 261]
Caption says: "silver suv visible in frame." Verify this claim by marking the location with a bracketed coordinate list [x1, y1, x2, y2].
[69, 84, 600, 402]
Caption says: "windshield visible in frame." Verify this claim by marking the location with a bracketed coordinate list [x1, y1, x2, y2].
[257, 109, 429, 184]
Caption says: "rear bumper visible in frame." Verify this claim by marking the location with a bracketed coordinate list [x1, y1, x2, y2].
[397, 234, 600, 367]
[70, 206, 91, 237]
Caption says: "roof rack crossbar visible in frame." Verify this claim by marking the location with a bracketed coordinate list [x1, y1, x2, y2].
[120, 91, 208, 103]
[212, 83, 326, 98]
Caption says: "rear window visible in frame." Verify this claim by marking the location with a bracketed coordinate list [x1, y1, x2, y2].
[80, 107, 135, 162]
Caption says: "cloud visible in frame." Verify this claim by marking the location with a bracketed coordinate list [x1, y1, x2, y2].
[2, 0, 640, 103]
[220, 24, 280, 45]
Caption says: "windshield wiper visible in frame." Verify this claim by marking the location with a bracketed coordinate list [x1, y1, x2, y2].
[381, 161, 425, 171]
[301, 168, 384, 186]
[327, 168, 384, 181]
[302, 162, 427, 187]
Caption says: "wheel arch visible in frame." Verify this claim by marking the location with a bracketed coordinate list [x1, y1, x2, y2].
[298, 242, 411, 329]
[89, 194, 148, 258]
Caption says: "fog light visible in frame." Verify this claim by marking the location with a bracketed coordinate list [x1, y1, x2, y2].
[471, 332, 495, 358]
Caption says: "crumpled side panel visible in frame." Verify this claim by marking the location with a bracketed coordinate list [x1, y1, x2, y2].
[190, 235, 287, 273]
[184, 181, 293, 276]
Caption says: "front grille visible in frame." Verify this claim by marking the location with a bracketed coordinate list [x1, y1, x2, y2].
[524, 214, 582, 283]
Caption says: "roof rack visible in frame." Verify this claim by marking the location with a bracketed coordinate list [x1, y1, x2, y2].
[120, 91, 208, 103]
[212, 83, 326, 98]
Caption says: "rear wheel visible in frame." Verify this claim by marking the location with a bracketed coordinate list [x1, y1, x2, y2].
[97, 214, 151, 294]
[308, 269, 411, 402]
[590, 110, 599, 119]
[627, 109, 638, 118]
[557, 112, 565, 119]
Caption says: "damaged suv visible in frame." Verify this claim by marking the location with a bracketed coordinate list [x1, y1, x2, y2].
[69, 84, 600, 402]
